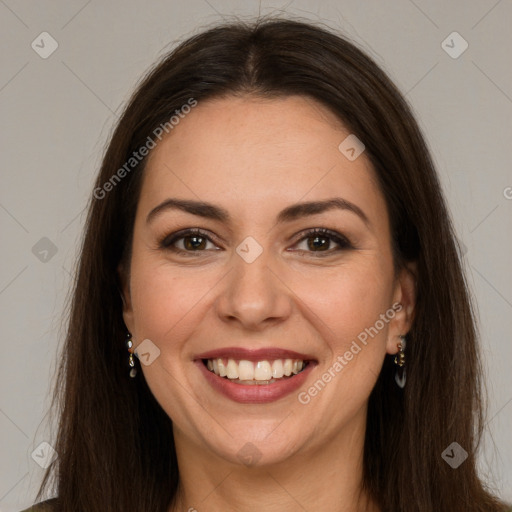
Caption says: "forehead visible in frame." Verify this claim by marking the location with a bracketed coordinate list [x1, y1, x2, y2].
[139, 95, 387, 227]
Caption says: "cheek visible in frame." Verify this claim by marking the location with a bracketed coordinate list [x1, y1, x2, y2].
[286, 261, 395, 434]
[129, 255, 215, 344]
[287, 259, 395, 357]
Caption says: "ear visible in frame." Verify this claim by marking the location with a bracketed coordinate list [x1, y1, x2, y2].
[117, 262, 135, 343]
[386, 262, 417, 355]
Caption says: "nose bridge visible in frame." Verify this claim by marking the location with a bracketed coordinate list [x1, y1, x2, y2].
[215, 242, 291, 329]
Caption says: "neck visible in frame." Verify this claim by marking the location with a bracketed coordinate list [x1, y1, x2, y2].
[169, 408, 379, 512]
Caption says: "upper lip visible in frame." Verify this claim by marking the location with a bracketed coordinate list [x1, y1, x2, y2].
[195, 347, 317, 362]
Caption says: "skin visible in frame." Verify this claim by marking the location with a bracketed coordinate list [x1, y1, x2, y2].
[120, 95, 416, 512]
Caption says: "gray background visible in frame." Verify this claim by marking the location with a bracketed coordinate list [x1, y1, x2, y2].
[0, 0, 511, 510]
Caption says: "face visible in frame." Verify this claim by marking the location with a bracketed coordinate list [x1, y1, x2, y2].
[121, 95, 415, 468]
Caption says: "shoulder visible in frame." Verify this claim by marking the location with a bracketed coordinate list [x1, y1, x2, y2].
[20, 498, 57, 511]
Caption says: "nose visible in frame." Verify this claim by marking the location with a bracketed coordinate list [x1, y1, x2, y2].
[214, 248, 293, 331]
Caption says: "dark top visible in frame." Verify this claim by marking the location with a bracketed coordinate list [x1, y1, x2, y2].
[20, 498, 56, 511]
[20, 497, 512, 511]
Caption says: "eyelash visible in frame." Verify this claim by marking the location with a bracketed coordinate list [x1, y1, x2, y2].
[159, 227, 353, 257]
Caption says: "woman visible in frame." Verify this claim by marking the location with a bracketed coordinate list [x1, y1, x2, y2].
[27, 18, 508, 512]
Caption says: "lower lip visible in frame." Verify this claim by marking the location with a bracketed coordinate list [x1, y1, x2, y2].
[195, 360, 315, 404]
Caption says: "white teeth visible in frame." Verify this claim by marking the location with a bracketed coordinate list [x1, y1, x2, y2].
[238, 360, 254, 380]
[206, 357, 306, 381]
[254, 361, 272, 381]
[226, 359, 239, 379]
[271, 359, 284, 378]
[292, 361, 305, 373]
[217, 359, 227, 377]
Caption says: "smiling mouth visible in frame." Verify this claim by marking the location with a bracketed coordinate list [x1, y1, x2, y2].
[202, 358, 309, 385]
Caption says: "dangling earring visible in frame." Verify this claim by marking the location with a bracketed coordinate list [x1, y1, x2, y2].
[394, 335, 406, 388]
[126, 333, 137, 378]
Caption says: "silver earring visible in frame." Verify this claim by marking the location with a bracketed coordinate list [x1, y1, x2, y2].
[126, 333, 137, 378]
[394, 335, 406, 388]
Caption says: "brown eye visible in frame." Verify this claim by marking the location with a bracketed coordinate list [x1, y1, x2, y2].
[160, 228, 219, 253]
[292, 228, 352, 255]
[182, 235, 208, 250]
[306, 234, 331, 251]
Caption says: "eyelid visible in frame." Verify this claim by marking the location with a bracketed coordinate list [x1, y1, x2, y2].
[159, 227, 353, 256]
[290, 227, 353, 252]
[159, 228, 222, 251]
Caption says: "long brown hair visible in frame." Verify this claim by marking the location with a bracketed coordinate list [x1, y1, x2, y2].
[37, 18, 507, 511]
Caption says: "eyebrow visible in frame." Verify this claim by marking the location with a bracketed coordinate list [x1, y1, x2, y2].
[146, 197, 370, 227]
